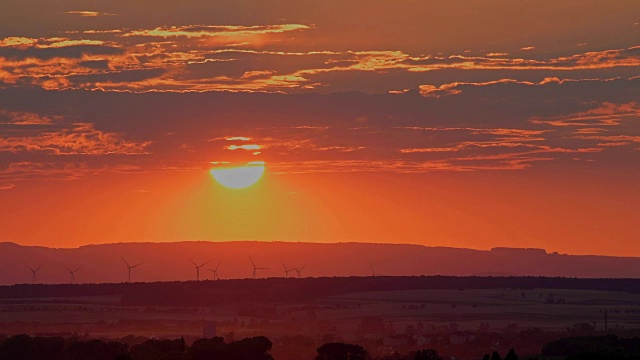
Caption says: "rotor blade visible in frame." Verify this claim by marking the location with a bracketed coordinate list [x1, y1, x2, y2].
[131, 263, 143, 268]
[35, 264, 44, 271]
[189, 259, 198, 267]
[74, 265, 83, 272]
[62, 265, 71, 272]
[121, 257, 130, 267]
[300, 264, 307, 271]
[282, 263, 288, 271]
[249, 256, 256, 267]
[26, 266, 34, 271]
[215, 260, 221, 271]
[200, 260, 210, 268]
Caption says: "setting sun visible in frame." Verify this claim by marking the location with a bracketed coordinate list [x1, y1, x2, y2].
[210, 162, 265, 189]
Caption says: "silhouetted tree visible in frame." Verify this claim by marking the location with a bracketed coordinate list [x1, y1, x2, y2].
[414, 349, 441, 360]
[130, 338, 186, 360]
[65, 339, 129, 360]
[504, 348, 518, 360]
[188, 337, 226, 360]
[491, 351, 502, 360]
[316, 342, 368, 360]
[481, 353, 491, 360]
[0, 335, 64, 360]
[227, 336, 274, 360]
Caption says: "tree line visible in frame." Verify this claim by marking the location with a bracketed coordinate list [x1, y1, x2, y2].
[4, 276, 640, 307]
[4, 333, 640, 360]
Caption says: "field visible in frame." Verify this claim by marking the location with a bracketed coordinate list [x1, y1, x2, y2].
[2, 282, 640, 338]
[320, 288, 640, 333]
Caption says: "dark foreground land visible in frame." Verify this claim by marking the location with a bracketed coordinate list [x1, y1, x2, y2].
[3, 332, 640, 360]
[3, 276, 640, 359]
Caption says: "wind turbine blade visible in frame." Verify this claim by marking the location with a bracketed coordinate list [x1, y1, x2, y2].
[131, 263, 143, 268]
[121, 258, 130, 267]
[215, 260, 221, 271]
[300, 264, 307, 271]
[62, 265, 71, 272]
[74, 265, 83, 272]
[369, 262, 375, 273]
[189, 259, 198, 267]
[282, 263, 287, 271]
[201, 260, 210, 267]
[35, 264, 43, 271]
[26, 266, 34, 272]
[249, 256, 256, 267]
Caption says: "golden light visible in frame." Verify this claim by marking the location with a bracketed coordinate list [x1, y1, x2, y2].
[210, 162, 265, 189]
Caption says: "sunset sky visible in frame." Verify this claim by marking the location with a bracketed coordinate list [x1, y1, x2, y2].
[1, 0, 639, 256]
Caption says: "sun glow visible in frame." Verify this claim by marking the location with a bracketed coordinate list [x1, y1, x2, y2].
[210, 163, 265, 189]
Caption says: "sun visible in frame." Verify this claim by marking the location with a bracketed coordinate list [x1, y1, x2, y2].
[210, 162, 265, 189]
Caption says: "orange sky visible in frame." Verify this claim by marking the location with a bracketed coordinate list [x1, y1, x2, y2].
[1, 0, 639, 255]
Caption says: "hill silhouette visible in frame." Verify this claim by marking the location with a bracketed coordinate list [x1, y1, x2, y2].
[1, 241, 640, 285]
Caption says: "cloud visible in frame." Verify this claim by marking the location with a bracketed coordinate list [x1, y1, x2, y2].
[0, 109, 57, 125]
[419, 79, 533, 97]
[0, 67, 638, 182]
[0, 183, 16, 190]
[122, 24, 310, 39]
[530, 102, 640, 127]
[65, 11, 116, 17]
[226, 144, 261, 150]
[0, 162, 88, 181]
[2, 25, 638, 94]
[0, 37, 37, 48]
[0, 121, 152, 155]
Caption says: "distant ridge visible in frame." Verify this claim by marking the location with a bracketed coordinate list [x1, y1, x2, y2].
[0, 241, 639, 285]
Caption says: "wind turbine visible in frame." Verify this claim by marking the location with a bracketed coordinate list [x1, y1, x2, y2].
[250, 256, 268, 279]
[121, 258, 143, 283]
[369, 261, 380, 277]
[282, 263, 293, 278]
[63, 265, 83, 284]
[190, 259, 210, 281]
[294, 264, 307, 279]
[207, 260, 221, 280]
[26, 264, 43, 284]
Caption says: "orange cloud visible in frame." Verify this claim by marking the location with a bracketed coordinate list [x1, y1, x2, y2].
[0, 162, 88, 181]
[419, 79, 533, 97]
[226, 136, 251, 141]
[226, 144, 262, 150]
[123, 24, 310, 38]
[39, 39, 106, 48]
[0, 110, 57, 125]
[0, 123, 151, 155]
[65, 11, 116, 17]
[531, 102, 640, 127]
[0, 37, 36, 48]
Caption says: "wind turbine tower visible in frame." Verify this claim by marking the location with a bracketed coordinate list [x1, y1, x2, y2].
[250, 256, 268, 279]
[370, 262, 380, 277]
[190, 259, 210, 281]
[207, 260, 221, 280]
[26, 264, 43, 284]
[121, 258, 143, 283]
[63, 265, 83, 284]
[294, 264, 307, 279]
[282, 263, 293, 278]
